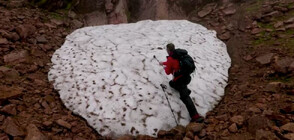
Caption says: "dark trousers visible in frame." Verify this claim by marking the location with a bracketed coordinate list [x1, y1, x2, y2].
[169, 75, 198, 118]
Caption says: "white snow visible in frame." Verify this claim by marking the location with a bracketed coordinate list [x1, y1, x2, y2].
[48, 20, 231, 137]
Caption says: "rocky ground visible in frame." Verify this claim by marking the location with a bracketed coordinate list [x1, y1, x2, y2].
[0, 0, 294, 140]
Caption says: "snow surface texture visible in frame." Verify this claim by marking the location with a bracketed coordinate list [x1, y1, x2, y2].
[48, 20, 231, 137]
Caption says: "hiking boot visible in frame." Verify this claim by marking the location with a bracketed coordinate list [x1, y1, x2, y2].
[191, 114, 204, 123]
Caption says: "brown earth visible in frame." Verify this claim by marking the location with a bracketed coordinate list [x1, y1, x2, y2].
[0, 0, 294, 140]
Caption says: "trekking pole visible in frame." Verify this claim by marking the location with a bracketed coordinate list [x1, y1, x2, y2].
[160, 84, 179, 126]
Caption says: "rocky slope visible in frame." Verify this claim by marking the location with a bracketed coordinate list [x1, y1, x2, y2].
[0, 0, 294, 140]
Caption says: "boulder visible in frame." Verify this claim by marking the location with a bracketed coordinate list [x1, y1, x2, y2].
[186, 123, 204, 133]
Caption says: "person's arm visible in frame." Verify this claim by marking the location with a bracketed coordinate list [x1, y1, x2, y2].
[164, 57, 173, 75]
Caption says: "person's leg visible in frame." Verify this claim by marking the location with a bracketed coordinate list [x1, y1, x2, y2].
[174, 76, 204, 122]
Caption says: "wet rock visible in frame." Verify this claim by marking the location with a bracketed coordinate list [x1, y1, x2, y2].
[248, 116, 269, 134]
[2, 117, 25, 137]
[3, 50, 30, 64]
[56, 119, 71, 129]
[0, 38, 9, 45]
[15, 24, 36, 39]
[186, 123, 204, 133]
[284, 133, 294, 140]
[0, 86, 23, 100]
[281, 123, 294, 133]
[230, 115, 244, 126]
[1, 104, 17, 115]
[197, 3, 217, 18]
[228, 123, 238, 133]
[274, 57, 294, 73]
[256, 53, 274, 65]
[255, 129, 278, 140]
[25, 124, 48, 140]
[36, 35, 48, 43]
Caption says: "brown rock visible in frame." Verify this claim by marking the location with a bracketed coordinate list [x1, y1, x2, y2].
[256, 53, 274, 65]
[72, 19, 84, 29]
[243, 55, 253, 61]
[36, 35, 48, 43]
[197, 3, 217, 18]
[185, 131, 194, 139]
[228, 123, 238, 133]
[218, 31, 231, 40]
[56, 119, 72, 129]
[186, 123, 204, 133]
[25, 124, 48, 140]
[84, 11, 107, 26]
[280, 105, 294, 114]
[15, 24, 36, 39]
[285, 23, 294, 29]
[274, 21, 284, 28]
[285, 17, 294, 24]
[2, 117, 25, 136]
[281, 123, 294, 132]
[289, 62, 294, 72]
[248, 116, 269, 134]
[274, 57, 294, 73]
[136, 135, 156, 140]
[199, 129, 206, 137]
[171, 125, 185, 136]
[0, 86, 23, 100]
[1, 104, 17, 115]
[105, 0, 114, 13]
[251, 28, 262, 34]
[3, 50, 30, 64]
[284, 133, 294, 140]
[0, 133, 9, 140]
[264, 82, 282, 93]
[117, 135, 134, 140]
[230, 115, 244, 126]
[0, 66, 20, 81]
[4, 32, 20, 41]
[255, 129, 278, 140]
[222, 7, 236, 16]
[183, 137, 191, 140]
[248, 107, 262, 113]
[0, 38, 9, 45]
[194, 135, 200, 140]
[263, 11, 282, 18]
[6, 0, 24, 8]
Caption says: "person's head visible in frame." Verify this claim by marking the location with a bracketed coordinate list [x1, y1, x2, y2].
[166, 43, 175, 55]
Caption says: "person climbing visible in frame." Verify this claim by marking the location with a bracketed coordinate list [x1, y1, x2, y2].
[159, 43, 204, 123]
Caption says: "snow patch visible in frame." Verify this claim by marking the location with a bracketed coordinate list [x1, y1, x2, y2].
[48, 20, 231, 137]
